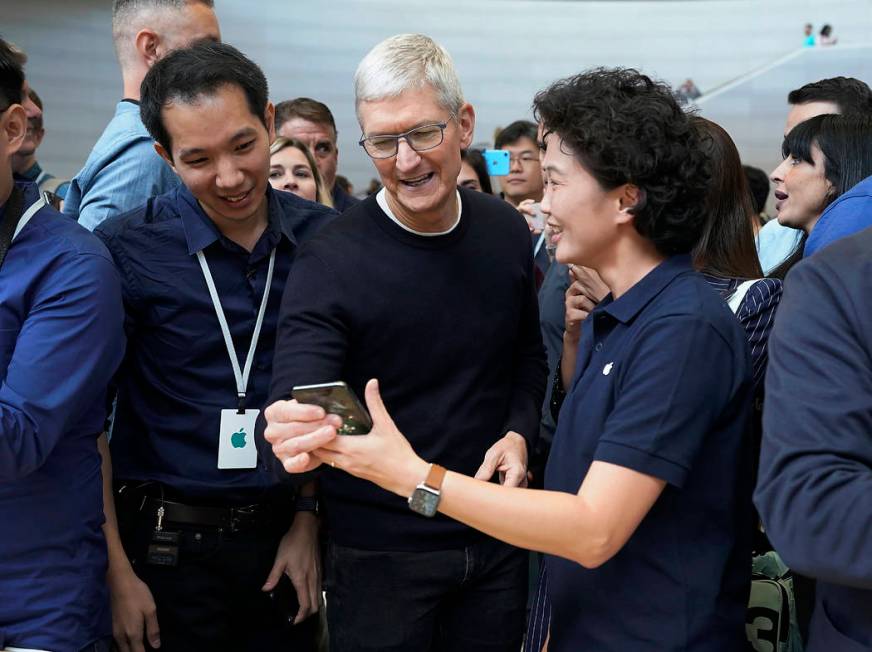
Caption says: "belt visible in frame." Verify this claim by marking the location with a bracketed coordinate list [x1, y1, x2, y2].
[139, 496, 282, 531]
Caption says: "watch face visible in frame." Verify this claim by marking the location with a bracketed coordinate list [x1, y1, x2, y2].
[409, 487, 439, 517]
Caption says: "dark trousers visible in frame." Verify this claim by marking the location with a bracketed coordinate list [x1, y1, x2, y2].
[324, 537, 527, 652]
[116, 488, 317, 652]
[79, 637, 112, 652]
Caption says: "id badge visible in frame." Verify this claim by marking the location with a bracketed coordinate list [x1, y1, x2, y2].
[218, 409, 259, 469]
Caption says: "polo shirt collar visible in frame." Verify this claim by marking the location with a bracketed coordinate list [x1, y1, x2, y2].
[178, 184, 297, 255]
[600, 254, 695, 324]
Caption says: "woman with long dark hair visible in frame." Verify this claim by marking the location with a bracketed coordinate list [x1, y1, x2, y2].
[769, 113, 872, 278]
[691, 117, 782, 389]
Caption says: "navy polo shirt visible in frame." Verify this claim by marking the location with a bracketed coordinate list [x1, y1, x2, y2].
[96, 185, 334, 500]
[0, 182, 125, 651]
[544, 255, 753, 652]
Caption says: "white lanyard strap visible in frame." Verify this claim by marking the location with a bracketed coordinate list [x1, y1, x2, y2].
[533, 232, 546, 257]
[196, 247, 276, 412]
[12, 194, 47, 241]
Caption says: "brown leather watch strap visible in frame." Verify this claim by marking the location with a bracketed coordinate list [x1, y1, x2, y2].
[424, 464, 447, 491]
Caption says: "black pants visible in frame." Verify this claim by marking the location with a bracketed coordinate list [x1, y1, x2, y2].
[116, 488, 317, 652]
[324, 537, 527, 652]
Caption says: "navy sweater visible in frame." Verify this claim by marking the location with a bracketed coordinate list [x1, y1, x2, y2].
[268, 188, 547, 550]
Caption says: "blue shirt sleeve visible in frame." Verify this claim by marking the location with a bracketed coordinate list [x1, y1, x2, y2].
[594, 315, 741, 487]
[76, 137, 179, 231]
[755, 256, 872, 589]
[0, 252, 126, 480]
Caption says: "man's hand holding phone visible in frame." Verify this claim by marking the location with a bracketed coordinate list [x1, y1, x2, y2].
[264, 400, 342, 474]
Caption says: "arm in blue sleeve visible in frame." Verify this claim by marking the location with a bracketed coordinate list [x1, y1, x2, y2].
[737, 277, 782, 391]
[754, 258, 872, 588]
[77, 137, 178, 231]
[0, 253, 126, 480]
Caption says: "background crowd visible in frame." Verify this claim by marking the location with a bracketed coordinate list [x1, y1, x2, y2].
[2, 2, 872, 652]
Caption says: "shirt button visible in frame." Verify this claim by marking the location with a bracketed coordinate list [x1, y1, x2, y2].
[595, 342, 603, 352]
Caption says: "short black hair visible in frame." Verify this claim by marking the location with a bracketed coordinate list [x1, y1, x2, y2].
[742, 165, 770, 214]
[783, 113, 872, 199]
[0, 37, 25, 110]
[495, 120, 538, 149]
[788, 77, 872, 116]
[140, 41, 269, 156]
[533, 67, 710, 256]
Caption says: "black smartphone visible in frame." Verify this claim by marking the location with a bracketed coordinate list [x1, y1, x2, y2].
[291, 381, 373, 435]
[269, 574, 300, 628]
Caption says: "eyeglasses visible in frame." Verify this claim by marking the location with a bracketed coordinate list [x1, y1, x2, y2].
[359, 122, 449, 159]
[509, 153, 540, 166]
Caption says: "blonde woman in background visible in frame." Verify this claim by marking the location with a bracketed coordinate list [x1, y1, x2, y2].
[269, 137, 334, 207]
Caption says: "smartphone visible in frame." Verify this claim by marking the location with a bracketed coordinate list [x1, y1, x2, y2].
[482, 149, 510, 176]
[529, 202, 545, 231]
[291, 381, 373, 435]
[268, 574, 300, 628]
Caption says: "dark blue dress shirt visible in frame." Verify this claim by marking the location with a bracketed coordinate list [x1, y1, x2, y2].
[0, 182, 125, 652]
[96, 185, 334, 500]
[755, 226, 872, 651]
[543, 256, 753, 652]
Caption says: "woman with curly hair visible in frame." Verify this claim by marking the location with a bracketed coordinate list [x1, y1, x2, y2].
[268, 68, 754, 651]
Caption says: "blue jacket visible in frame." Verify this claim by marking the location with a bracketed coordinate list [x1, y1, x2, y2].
[805, 174, 872, 258]
[755, 225, 872, 651]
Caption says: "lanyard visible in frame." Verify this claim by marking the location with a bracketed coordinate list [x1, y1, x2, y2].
[0, 189, 46, 270]
[533, 232, 546, 257]
[196, 247, 276, 413]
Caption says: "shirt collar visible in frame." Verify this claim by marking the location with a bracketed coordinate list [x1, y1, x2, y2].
[599, 254, 695, 324]
[178, 184, 296, 256]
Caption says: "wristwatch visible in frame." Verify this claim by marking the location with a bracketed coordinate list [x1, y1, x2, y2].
[408, 464, 447, 517]
[294, 495, 319, 515]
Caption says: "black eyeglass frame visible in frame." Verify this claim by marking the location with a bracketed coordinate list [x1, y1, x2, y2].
[358, 121, 450, 159]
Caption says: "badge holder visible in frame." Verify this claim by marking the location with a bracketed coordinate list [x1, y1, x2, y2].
[146, 486, 180, 567]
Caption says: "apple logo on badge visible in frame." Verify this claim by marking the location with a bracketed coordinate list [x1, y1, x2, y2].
[231, 428, 247, 448]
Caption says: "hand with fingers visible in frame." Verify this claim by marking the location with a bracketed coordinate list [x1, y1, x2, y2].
[312, 379, 430, 498]
[474, 431, 529, 488]
[261, 512, 321, 625]
[564, 281, 598, 345]
[110, 568, 160, 652]
[517, 198, 545, 233]
[264, 400, 343, 473]
[568, 264, 609, 304]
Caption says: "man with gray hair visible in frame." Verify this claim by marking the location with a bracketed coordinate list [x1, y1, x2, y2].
[263, 33, 546, 650]
[63, 0, 219, 230]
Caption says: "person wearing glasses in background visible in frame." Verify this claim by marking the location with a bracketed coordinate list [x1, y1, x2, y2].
[263, 33, 547, 652]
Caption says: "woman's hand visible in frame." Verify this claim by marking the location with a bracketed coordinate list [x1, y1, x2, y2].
[314, 379, 430, 498]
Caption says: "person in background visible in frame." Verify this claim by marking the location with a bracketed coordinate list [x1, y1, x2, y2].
[0, 37, 125, 652]
[64, 0, 220, 230]
[743, 164, 770, 235]
[10, 87, 68, 198]
[756, 76, 872, 274]
[755, 226, 872, 652]
[692, 117, 782, 390]
[495, 119, 543, 207]
[803, 23, 816, 47]
[819, 24, 837, 46]
[459, 147, 493, 193]
[334, 174, 353, 197]
[274, 97, 358, 212]
[269, 137, 333, 207]
[768, 113, 872, 278]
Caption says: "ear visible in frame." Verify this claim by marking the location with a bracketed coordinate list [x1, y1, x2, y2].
[1, 105, 28, 156]
[135, 28, 161, 68]
[265, 102, 276, 143]
[457, 102, 475, 150]
[614, 183, 643, 226]
[153, 141, 177, 174]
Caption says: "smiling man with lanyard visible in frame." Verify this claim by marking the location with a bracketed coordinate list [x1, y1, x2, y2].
[94, 42, 334, 652]
[0, 39, 126, 652]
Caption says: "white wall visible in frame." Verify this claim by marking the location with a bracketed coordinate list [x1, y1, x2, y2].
[6, 0, 872, 187]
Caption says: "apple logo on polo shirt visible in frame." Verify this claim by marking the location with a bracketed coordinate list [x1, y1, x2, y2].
[603, 362, 614, 376]
[231, 428, 247, 448]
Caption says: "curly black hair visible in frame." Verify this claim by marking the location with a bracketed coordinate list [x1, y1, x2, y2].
[533, 68, 710, 256]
